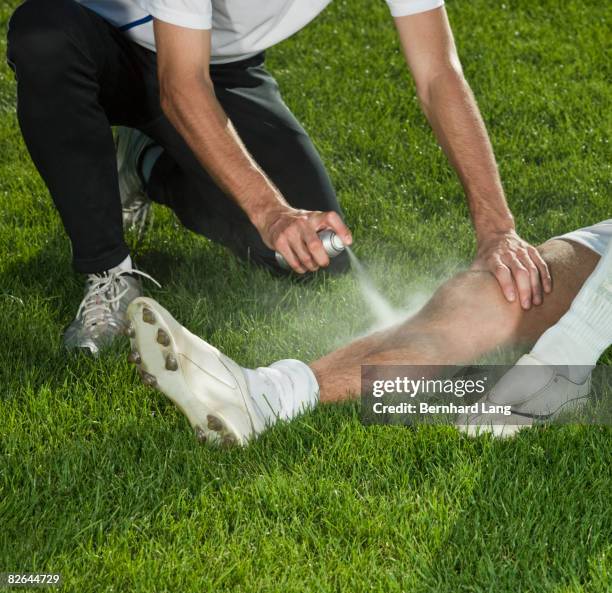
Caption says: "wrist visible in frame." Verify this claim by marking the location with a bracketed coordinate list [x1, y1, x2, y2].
[247, 191, 291, 230]
[234, 175, 286, 226]
[475, 215, 515, 243]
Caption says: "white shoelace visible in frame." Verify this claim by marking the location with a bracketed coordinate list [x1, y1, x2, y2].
[77, 268, 160, 329]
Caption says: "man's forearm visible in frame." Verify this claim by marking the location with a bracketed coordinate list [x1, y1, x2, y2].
[152, 21, 352, 274]
[394, 8, 550, 304]
[161, 77, 287, 226]
[418, 67, 514, 239]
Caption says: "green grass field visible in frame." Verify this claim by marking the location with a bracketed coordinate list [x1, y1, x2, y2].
[1, 0, 611, 591]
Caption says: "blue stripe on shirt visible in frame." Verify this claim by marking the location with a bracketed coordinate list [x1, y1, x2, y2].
[119, 15, 153, 32]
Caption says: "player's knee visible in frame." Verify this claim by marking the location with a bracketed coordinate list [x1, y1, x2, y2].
[250, 249, 350, 278]
[7, 0, 78, 80]
[426, 271, 486, 312]
[324, 250, 350, 275]
[234, 222, 350, 277]
[426, 269, 523, 336]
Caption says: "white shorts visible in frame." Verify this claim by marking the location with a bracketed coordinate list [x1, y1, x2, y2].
[554, 219, 612, 257]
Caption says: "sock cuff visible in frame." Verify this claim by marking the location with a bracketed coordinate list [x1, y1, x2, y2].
[110, 254, 133, 273]
[555, 295, 611, 356]
[269, 359, 320, 405]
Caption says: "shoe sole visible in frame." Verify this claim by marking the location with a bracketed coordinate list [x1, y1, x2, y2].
[126, 297, 254, 446]
[458, 395, 590, 439]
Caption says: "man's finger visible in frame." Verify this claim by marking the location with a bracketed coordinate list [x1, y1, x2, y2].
[507, 255, 532, 309]
[291, 235, 319, 272]
[303, 228, 330, 268]
[284, 223, 317, 272]
[320, 211, 352, 246]
[276, 237, 306, 274]
[518, 249, 542, 306]
[529, 246, 552, 294]
[492, 260, 516, 303]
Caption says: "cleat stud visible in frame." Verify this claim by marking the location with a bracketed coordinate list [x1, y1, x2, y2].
[221, 435, 237, 448]
[142, 307, 156, 324]
[141, 371, 157, 387]
[195, 427, 207, 443]
[207, 415, 224, 432]
[157, 329, 171, 347]
[128, 351, 141, 365]
[125, 323, 136, 339]
[165, 354, 178, 371]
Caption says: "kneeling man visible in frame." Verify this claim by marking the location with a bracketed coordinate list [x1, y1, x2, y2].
[126, 221, 612, 444]
[8, 0, 550, 355]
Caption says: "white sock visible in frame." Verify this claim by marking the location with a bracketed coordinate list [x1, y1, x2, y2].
[89, 255, 133, 278]
[109, 255, 133, 274]
[531, 241, 612, 382]
[244, 359, 320, 426]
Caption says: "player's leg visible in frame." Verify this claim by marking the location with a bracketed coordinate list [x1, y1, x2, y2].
[312, 238, 600, 402]
[459, 222, 612, 436]
[528, 221, 612, 380]
[124, 236, 599, 445]
[138, 54, 350, 275]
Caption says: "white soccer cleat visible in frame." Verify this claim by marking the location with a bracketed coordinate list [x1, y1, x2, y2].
[126, 297, 269, 446]
[456, 353, 591, 438]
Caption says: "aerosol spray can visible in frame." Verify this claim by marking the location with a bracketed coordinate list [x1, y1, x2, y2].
[275, 229, 346, 270]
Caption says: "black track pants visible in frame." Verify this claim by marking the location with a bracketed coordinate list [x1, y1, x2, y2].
[6, 0, 347, 274]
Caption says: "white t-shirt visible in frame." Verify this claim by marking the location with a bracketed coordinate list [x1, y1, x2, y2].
[78, 0, 444, 64]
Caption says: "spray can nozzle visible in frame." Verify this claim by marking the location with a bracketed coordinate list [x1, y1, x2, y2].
[275, 229, 346, 270]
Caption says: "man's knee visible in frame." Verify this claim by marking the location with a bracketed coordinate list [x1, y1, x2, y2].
[196, 207, 351, 277]
[241, 243, 351, 278]
[323, 250, 350, 275]
[7, 0, 84, 79]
